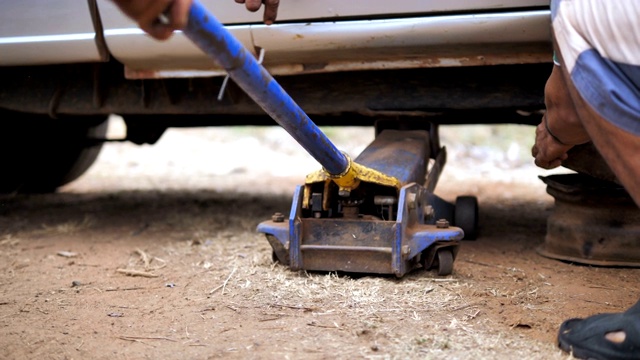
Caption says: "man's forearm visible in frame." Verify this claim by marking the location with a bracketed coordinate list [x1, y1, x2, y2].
[544, 65, 590, 146]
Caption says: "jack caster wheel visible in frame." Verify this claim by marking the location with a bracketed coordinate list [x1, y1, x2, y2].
[455, 196, 479, 240]
[435, 248, 454, 276]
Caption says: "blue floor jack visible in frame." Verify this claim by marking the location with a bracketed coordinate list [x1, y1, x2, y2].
[182, 1, 477, 277]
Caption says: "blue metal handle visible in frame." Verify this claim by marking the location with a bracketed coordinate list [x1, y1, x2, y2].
[182, 0, 349, 176]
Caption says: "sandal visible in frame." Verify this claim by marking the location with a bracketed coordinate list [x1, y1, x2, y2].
[558, 300, 640, 360]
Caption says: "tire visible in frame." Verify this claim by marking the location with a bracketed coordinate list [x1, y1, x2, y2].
[454, 196, 479, 240]
[0, 111, 108, 193]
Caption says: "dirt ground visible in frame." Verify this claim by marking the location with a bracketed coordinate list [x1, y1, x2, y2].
[1, 121, 638, 359]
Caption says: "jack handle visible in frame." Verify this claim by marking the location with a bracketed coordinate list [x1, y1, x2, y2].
[180, 0, 350, 177]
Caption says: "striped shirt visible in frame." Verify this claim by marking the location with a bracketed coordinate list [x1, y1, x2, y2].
[551, 0, 640, 135]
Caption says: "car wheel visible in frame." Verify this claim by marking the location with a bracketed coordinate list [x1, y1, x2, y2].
[454, 196, 479, 240]
[0, 111, 108, 193]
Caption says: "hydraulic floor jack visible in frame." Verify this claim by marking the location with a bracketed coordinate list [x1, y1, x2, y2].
[182, 1, 478, 277]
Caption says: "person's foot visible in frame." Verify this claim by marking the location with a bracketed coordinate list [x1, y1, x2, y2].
[558, 299, 640, 360]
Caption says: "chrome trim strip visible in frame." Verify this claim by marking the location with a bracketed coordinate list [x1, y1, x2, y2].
[103, 28, 148, 36]
[0, 33, 95, 45]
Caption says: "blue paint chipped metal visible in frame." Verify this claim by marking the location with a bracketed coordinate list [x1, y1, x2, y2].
[259, 182, 464, 277]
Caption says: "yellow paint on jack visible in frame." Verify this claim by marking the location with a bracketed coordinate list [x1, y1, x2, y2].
[304, 155, 402, 210]
[306, 157, 401, 190]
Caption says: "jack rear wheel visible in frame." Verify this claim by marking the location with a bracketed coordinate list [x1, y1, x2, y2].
[435, 249, 454, 276]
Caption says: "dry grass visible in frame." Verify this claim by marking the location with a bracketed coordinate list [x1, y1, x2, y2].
[40, 215, 95, 235]
[153, 229, 569, 360]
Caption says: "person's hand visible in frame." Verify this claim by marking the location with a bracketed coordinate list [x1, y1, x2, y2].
[235, 0, 280, 24]
[532, 114, 573, 169]
[531, 65, 589, 169]
[110, 0, 193, 40]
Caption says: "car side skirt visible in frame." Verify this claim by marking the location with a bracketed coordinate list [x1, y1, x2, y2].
[103, 10, 552, 79]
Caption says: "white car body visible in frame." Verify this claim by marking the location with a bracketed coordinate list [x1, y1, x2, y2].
[0, 0, 552, 192]
[1, 1, 551, 76]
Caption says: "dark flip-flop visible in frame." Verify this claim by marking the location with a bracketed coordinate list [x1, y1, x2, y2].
[558, 300, 640, 360]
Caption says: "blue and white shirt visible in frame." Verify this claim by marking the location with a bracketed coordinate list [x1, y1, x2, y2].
[551, 0, 640, 135]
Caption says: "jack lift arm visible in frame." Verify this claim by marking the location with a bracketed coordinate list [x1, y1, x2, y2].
[182, 0, 477, 277]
